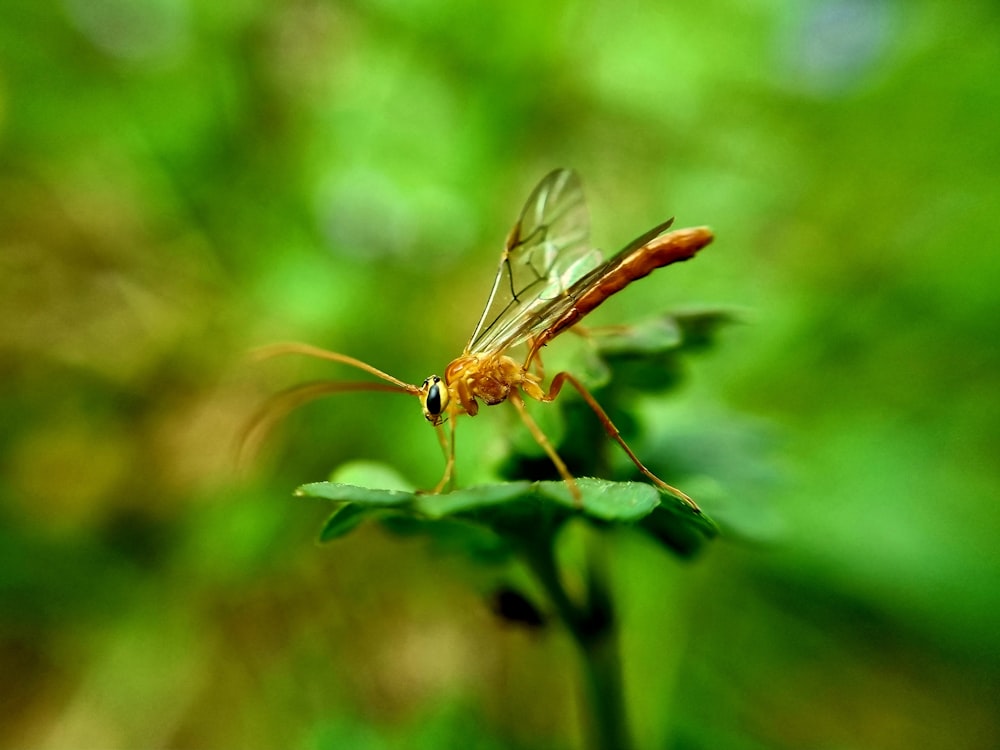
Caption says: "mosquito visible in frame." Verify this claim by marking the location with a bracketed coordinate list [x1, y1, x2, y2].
[250, 169, 713, 511]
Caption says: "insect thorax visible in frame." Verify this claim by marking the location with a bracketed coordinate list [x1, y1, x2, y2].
[444, 353, 530, 415]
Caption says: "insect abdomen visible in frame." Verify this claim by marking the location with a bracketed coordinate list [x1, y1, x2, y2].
[541, 226, 714, 344]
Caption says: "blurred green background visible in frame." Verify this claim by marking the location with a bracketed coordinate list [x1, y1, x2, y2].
[2, 0, 998, 748]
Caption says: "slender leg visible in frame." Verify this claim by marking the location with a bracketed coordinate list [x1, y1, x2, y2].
[524, 337, 546, 379]
[543, 371, 701, 513]
[508, 389, 582, 504]
[524, 338, 544, 373]
[431, 420, 456, 493]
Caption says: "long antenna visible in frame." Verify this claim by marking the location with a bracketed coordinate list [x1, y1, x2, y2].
[253, 342, 421, 393]
[238, 379, 415, 468]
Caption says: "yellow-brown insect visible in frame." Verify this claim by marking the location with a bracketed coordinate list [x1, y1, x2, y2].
[251, 169, 713, 511]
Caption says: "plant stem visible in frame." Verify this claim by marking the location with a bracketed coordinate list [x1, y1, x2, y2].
[523, 535, 631, 750]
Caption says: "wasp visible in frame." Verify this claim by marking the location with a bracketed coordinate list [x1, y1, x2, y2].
[251, 169, 713, 510]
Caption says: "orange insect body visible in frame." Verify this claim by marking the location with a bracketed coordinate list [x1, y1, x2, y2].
[528, 226, 715, 362]
[443, 353, 543, 417]
[253, 169, 713, 511]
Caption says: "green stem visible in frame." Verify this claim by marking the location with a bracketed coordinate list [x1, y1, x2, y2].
[523, 535, 631, 750]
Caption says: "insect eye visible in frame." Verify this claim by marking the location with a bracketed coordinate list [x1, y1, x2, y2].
[421, 375, 448, 420]
[426, 383, 442, 415]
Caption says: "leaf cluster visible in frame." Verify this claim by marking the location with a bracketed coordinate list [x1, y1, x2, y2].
[297, 309, 733, 560]
[298, 478, 717, 560]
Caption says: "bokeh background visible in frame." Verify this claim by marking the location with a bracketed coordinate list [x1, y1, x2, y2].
[2, 0, 998, 748]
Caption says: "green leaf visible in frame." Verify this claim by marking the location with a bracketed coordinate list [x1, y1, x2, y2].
[592, 316, 683, 356]
[670, 308, 739, 351]
[578, 309, 736, 395]
[535, 479, 660, 521]
[414, 482, 534, 517]
[295, 482, 414, 507]
[379, 515, 513, 564]
[298, 481, 416, 543]
[296, 477, 716, 558]
[319, 503, 378, 542]
[589, 308, 735, 360]
[328, 460, 416, 491]
[639, 499, 720, 558]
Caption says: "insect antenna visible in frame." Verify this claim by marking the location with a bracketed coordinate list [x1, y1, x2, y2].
[253, 342, 420, 392]
[241, 342, 421, 468]
[239, 379, 417, 469]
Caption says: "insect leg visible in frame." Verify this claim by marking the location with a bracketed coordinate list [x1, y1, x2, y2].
[523, 338, 542, 372]
[508, 389, 582, 504]
[523, 337, 547, 379]
[431, 419, 456, 494]
[543, 372, 701, 513]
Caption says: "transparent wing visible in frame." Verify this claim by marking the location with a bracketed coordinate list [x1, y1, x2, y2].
[465, 169, 603, 354]
[471, 216, 681, 357]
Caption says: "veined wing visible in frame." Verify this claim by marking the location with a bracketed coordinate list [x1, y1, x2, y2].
[465, 169, 602, 354]
[475, 216, 681, 356]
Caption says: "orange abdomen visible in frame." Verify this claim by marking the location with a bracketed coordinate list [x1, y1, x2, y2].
[542, 226, 713, 344]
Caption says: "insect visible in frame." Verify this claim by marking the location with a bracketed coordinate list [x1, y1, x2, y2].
[251, 169, 713, 511]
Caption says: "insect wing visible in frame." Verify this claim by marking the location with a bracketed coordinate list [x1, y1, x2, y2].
[465, 169, 603, 354]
